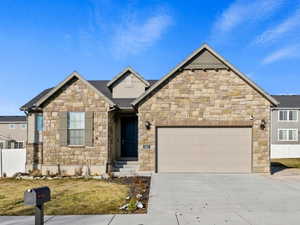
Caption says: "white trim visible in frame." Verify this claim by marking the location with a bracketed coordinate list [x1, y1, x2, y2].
[278, 110, 298, 122]
[277, 128, 298, 142]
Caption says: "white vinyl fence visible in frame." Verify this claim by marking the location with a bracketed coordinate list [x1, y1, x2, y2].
[271, 144, 300, 159]
[0, 148, 26, 177]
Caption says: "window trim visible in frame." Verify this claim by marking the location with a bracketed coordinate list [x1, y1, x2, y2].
[278, 128, 298, 142]
[67, 112, 85, 146]
[278, 110, 298, 122]
[0, 141, 4, 149]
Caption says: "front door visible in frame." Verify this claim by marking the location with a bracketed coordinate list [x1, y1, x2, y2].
[121, 116, 138, 158]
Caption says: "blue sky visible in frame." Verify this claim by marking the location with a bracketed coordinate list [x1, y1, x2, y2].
[1, 0, 300, 115]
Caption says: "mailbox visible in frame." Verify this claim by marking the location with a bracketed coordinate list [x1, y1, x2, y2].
[24, 186, 51, 206]
[24, 186, 51, 225]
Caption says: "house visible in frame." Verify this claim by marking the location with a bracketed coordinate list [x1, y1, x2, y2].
[20, 44, 278, 175]
[0, 116, 27, 149]
[270, 95, 300, 158]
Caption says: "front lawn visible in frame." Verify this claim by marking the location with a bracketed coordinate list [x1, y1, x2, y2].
[271, 158, 300, 168]
[0, 177, 150, 215]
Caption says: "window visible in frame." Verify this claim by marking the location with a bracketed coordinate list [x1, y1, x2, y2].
[0, 142, 4, 149]
[279, 110, 298, 121]
[15, 142, 23, 149]
[7, 141, 14, 149]
[36, 115, 43, 131]
[68, 112, 85, 145]
[278, 129, 298, 141]
[20, 124, 27, 129]
[8, 124, 16, 129]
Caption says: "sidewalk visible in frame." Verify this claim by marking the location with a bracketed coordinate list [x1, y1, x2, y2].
[0, 214, 179, 225]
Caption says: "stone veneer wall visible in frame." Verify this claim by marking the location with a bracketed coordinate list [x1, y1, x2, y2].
[40, 78, 111, 175]
[26, 143, 43, 171]
[137, 69, 271, 173]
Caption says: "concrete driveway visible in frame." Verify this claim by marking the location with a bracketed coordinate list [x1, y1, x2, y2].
[148, 173, 300, 224]
[2, 173, 300, 225]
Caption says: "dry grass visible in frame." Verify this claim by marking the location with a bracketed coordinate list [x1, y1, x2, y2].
[271, 158, 300, 168]
[0, 178, 131, 215]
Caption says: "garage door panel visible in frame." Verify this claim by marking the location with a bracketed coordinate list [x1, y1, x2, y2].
[157, 127, 252, 173]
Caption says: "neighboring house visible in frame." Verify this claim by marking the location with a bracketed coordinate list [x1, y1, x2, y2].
[0, 116, 27, 149]
[271, 95, 300, 158]
[20, 44, 278, 175]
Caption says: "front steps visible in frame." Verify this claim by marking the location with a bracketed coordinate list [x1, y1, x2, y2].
[112, 159, 140, 177]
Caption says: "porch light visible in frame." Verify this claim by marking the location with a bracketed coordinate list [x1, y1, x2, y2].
[145, 121, 151, 130]
[260, 119, 266, 130]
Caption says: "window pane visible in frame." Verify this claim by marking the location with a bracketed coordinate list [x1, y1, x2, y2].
[289, 111, 297, 121]
[36, 115, 43, 131]
[68, 112, 85, 129]
[68, 129, 84, 145]
[279, 130, 288, 141]
[279, 111, 288, 120]
[289, 130, 297, 141]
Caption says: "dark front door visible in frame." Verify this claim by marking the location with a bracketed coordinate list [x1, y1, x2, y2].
[121, 116, 138, 158]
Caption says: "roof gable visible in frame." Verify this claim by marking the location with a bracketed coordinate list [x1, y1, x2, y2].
[132, 44, 279, 106]
[184, 49, 228, 70]
[107, 67, 150, 88]
[34, 71, 116, 108]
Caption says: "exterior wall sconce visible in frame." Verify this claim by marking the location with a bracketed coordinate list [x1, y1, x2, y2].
[260, 119, 266, 130]
[145, 121, 151, 130]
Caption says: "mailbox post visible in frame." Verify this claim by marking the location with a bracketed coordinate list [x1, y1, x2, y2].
[24, 186, 51, 225]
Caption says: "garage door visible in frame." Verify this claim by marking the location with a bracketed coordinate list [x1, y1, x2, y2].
[157, 127, 252, 173]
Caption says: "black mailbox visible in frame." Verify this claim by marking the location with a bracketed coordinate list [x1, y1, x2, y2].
[24, 186, 51, 206]
[24, 186, 51, 225]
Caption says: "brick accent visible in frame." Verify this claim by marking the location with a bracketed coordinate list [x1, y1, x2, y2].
[137, 69, 271, 173]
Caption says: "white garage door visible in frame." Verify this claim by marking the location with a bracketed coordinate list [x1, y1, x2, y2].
[157, 127, 252, 173]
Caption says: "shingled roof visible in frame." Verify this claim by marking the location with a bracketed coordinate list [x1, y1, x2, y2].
[0, 116, 26, 122]
[272, 95, 300, 108]
[21, 79, 158, 111]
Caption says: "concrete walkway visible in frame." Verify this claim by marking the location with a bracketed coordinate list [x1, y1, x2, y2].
[2, 173, 300, 225]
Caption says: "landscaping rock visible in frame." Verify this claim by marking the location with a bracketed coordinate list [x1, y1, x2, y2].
[119, 203, 129, 210]
[136, 201, 144, 209]
[102, 173, 110, 180]
[21, 176, 34, 180]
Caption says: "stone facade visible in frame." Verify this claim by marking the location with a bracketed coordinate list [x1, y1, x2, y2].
[26, 143, 43, 171]
[137, 69, 271, 173]
[38, 77, 111, 175]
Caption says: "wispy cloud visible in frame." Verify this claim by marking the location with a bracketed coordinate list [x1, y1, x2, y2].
[255, 8, 300, 44]
[213, 0, 283, 33]
[111, 11, 172, 58]
[262, 44, 300, 64]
